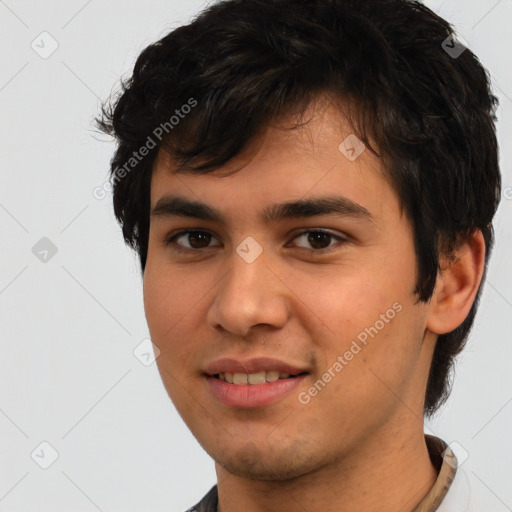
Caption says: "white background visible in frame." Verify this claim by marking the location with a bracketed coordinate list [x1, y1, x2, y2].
[1, 1, 511, 511]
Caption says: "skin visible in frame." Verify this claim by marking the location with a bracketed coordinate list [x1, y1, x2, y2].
[143, 96, 485, 512]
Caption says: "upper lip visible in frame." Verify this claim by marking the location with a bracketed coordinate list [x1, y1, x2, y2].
[204, 357, 309, 376]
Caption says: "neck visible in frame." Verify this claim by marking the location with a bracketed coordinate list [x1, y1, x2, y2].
[215, 422, 438, 512]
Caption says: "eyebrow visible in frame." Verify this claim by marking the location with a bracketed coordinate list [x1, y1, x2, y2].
[150, 194, 373, 224]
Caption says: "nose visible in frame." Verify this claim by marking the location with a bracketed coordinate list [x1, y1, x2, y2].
[206, 242, 290, 338]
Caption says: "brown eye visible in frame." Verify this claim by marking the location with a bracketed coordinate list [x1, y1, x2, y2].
[290, 230, 347, 252]
[166, 230, 221, 250]
[305, 232, 332, 249]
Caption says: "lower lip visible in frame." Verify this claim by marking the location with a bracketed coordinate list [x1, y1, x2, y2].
[206, 374, 308, 408]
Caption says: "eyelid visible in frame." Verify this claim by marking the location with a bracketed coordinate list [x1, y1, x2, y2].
[288, 228, 348, 252]
[165, 227, 349, 254]
[166, 229, 222, 251]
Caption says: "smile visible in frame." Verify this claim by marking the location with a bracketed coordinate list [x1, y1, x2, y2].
[207, 373, 308, 408]
[215, 371, 304, 384]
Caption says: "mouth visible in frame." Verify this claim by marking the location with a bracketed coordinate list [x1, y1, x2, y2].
[204, 357, 310, 408]
[212, 370, 308, 385]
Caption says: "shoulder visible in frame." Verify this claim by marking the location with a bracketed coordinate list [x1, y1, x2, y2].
[437, 467, 504, 512]
[183, 484, 218, 512]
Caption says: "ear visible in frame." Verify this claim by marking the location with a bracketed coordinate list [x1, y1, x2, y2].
[426, 230, 486, 335]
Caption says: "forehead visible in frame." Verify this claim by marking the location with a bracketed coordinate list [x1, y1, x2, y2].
[149, 101, 395, 224]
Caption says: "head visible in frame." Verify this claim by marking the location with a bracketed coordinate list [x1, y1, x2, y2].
[97, 0, 500, 479]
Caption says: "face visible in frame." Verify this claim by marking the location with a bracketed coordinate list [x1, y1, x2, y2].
[143, 99, 435, 481]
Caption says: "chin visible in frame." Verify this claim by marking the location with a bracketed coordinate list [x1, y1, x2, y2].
[209, 439, 326, 482]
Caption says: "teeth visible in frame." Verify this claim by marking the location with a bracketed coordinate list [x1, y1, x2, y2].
[248, 371, 266, 385]
[233, 373, 248, 385]
[217, 370, 292, 384]
[265, 370, 280, 382]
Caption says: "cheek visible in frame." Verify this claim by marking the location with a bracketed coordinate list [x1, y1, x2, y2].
[291, 257, 419, 388]
[143, 261, 219, 378]
[143, 268, 202, 398]
[288, 266, 399, 346]
[143, 262, 204, 339]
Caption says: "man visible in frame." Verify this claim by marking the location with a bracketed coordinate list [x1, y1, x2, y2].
[97, 0, 501, 510]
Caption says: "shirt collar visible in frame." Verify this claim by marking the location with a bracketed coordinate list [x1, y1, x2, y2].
[411, 435, 457, 512]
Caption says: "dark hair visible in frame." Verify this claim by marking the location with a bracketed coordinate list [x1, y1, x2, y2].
[96, 0, 501, 416]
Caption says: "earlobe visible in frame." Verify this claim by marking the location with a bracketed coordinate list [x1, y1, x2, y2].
[426, 230, 486, 335]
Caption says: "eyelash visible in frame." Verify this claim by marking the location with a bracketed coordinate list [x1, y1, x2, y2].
[165, 229, 348, 255]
